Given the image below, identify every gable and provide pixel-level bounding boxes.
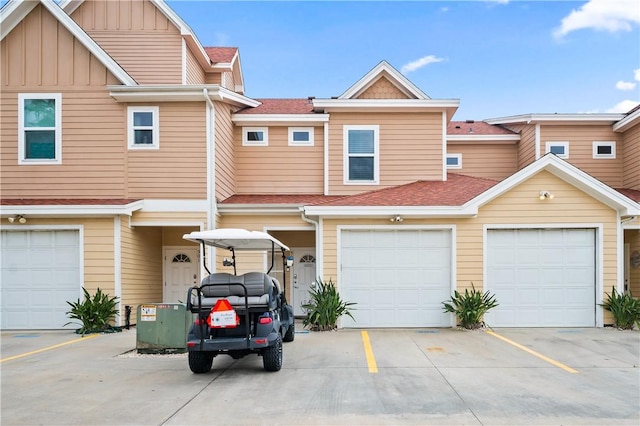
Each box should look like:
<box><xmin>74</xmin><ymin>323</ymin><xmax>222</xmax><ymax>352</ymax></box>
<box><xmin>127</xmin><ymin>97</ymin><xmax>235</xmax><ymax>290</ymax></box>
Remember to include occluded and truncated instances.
<box><xmin>355</xmin><ymin>76</ymin><xmax>411</xmax><ymax>100</ymax></box>
<box><xmin>339</xmin><ymin>61</ymin><xmax>429</xmax><ymax>100</ymax></box>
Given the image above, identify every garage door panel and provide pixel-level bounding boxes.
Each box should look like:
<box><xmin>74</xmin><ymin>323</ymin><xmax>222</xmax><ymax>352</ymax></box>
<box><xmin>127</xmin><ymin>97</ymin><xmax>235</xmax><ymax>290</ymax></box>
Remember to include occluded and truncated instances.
<box><xmin>516</xmin><ymin>268</ymin><xmax>540</xmax><ymax>284</ymax></box>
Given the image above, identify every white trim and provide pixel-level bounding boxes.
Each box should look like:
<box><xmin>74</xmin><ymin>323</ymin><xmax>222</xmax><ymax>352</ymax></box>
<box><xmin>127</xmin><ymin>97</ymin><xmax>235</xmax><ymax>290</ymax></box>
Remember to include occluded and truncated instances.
<box><xmin>545</xmin><ymin>141</ymin><xmax>569</xmax><ymax>159</ymax></box>
<box><xmin>483</xmin><ymin>224</ymin><xmax>604</xmax><ymax>327</ymax></box>
<box><xmin>181</xmin><ymin>39</ymin><xmax>187</xmax><ymax>85</ymax></box>
<box><xmin>446</xmin><ymin>134</ymin><xmax>520</xmax><ymax>142</ymax></box>
<box><xmin>485</xmin><ymin>113</ymin><xmax>624</xmax><ymax>125</ymax></box>
<box><xmin>18</xmin><ymin>93</ymin><xmax>62</xmax><ymax>165</ymax></box>
<box><xmin>613</xmin><ymin>108</ymin><xmax>640</xmax><ymax>132</ymax></box>
<box><xmin>313</xmin><ymin>98</ymin><xmax>459</xmax><ymax>111</ymax></box>
<box><xmin>592</xmin><ymin>141</ymin><xmax>616</xmax><ymax>159</ymax></box>
<box><xmin>203</xmin><ymin>90</ymin><xmax>216</xmax><ymax>232</ymax></box>
<box><xmin>217</xmin><ymin>206</ymin><xmax>302</xmax><ymax>215</ymax></box>
<box><xmin>288</xmin><ymin>127</ymin><xmax>314</xmax><ymax>146</ymax></box>
<box><xmin>446</xmin><ymin>153</ymin><xmax>462</xmax><ymax>169</ymax></box>
<box><xmin>142</xmin><ymin>199</ymin><xmax>208</xmax><ymax>212</ymax></box>
<box><xmin>113</xmin><ymin>216</ymin><xmax>122</xmax><ymax>326</ymax></box>
<box><xmin>128</xmin><ymin>106</ymin><xmax>160</xmax><ymax>150</ymax></box>
<box><xmin>130</xmin><ymin>220</ymin><xmax>204</xmax><ymax>228</ymax></box>
<box><xmin>232</xmin><ymin>114</ymin><xmax>329</xmax><ymax>126</ymax></box>
<box><xmin>442</xmin><ymin>112</ymin><xmax>447</xmax><ymax>180</ymax></box>
<box><xmin>324</xmin><ymin>121</ymin><xmax>329</xmax><ymax>196</ymax></box>
<box><xmin>0</xmin><ymin>201</ymin><xmax>144</xmax><ymax>216</ymax></box>
<box><xmin>108</xmin><ymin>85</ymin><xmax>260</xmax><ymax>108</ymax></box>
<box><xmin>339</xmin><ymin>61</ymin><xmax>430</xmax><ymax>100</ymax></box>
<box><xmin>343</xmin><ymin>125</ymin><xmax>380</xmax><ymax>185</ymax></box>
<box><xmin>242</xmin><ymin>127</ymin><xmax>268</xmax><ymax>146</ymax></box>
<box><xmin>534</xmin><ymin>124</ymin><xmax>541</xmax><ymax>160</ymax></box>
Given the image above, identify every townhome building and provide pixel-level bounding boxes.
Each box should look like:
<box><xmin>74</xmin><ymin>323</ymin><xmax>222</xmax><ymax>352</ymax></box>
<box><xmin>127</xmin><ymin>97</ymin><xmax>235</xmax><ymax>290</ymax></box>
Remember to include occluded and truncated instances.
<box><xmin>1</xmin><ymin>0</ymin><xmax>639</xmax><ymax>330</ymax></box>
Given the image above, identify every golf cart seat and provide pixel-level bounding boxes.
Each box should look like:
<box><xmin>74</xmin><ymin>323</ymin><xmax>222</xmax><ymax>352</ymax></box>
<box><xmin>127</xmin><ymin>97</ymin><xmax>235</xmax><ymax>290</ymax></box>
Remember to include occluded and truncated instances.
<box><xmin>196</xmin><ymin>272</ymin><xmax>280</xmax><ymax>310</ymax></box>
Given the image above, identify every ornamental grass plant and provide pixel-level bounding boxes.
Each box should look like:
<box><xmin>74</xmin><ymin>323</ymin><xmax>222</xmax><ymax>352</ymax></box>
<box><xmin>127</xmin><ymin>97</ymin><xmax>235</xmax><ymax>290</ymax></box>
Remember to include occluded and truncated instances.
<box><xmin>442</xmin><ymin>283</ymin><xmax>498</xmax><ymax>329</ymax></box>
<box><xmin>302</xmin><ymin>278</ymin><xmax>356</xmax><ymax>331</ymax></box>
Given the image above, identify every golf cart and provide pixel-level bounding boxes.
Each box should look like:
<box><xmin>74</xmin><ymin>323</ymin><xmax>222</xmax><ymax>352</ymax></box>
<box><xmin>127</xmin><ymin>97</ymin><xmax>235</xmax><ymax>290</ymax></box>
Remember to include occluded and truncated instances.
<box><xmin>183</xmin><ymin>228</ymin><xmax>295</xmax><ymax>373</ymax></box>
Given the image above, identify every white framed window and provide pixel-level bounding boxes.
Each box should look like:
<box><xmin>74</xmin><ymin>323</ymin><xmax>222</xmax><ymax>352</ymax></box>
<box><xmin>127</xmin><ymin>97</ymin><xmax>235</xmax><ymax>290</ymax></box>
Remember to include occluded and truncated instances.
<box><xmin>545</xmin><ymin>141</ymin><xmax>569</xmax><ymax>159</ymax></box>
<box><xmin>18</xmin><ymin>93</ymin><xmax>62</xmax><ymax>164</ymax></box>
<box><xmin>446</xmin><ymin>153</ymin><xmax>462</xmax><ymax>169</ymax></box>
<box><xmin>288</xmin><ymin>127</ymin><xmax>314</xmax><ymax>146</ymax></box>
<box><xmin>343</xmin><ymin>125</ymin><xmax>379</xmax><ymax>184</ymax></box>
<box><xmin>128</xmin><ymin>106</ymin><xmax>159</xmax><ymax>149</ymax></box>
<box><xmin>592</xmin><ymin>141</ymin><xmax>616</xmax><ymax>159</ymax></box>
<box><xmin>242</xmin><ymin>127</ymin><xmax>268</xmax><ymax>146</ymax></box>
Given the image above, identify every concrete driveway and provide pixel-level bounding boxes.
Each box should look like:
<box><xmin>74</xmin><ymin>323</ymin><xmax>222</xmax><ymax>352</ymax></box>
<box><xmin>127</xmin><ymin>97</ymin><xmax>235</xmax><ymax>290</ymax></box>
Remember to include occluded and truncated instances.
<box><xmin>1</xmin><ymin>326</ymin><xmax>638</xmax><ymax>425</ymax></box>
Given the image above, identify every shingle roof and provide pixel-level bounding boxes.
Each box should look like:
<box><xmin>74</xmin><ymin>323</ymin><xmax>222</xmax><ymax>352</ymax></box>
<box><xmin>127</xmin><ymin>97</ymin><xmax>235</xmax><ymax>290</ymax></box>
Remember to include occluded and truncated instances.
<box><xmin>221</xmin><ymin>194</ymin><xmax>340</xmax><ymax>205</ymax></box>
<box><xmin>0</xmin><ymin>198</ymin><xmax>141</xmax><ymax>206</ymax></box>
<box><xmin>236</xmin><ymin>98</ymin><xmax>315</xmax><ymax>114</ymax></box>
<box><xmin>311</xmin><ymin>174</ymin><xmax>499</xmax><ymax>207</ymax></box>
<box><xmin>616</xmin><ymin>188</ymin><xmax>640</xmax><ymax>203</ymax></box>
<box><xmin>204</xmin><ymin>47</ymin><xmax>238</xmax><ymax>63</ymax></box>
<box><xmin>447</xmin><ymin>121</ymin><xmax>516</xmax><ymax>135</ymax></box>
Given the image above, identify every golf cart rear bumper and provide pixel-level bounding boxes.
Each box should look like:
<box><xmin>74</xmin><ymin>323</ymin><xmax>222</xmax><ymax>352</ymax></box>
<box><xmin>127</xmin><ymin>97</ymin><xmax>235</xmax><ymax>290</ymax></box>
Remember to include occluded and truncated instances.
<box><xmin>187</xmin><ymin>332</ymin><xmax>279</xmax><ymax>352</ymax></box>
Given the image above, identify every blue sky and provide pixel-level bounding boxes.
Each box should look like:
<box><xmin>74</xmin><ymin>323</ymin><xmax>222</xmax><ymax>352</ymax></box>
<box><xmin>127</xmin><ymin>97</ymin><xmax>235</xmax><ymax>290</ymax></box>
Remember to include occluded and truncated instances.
<box><xmin>165</xmin><ymin>0</ymin><xmax>639</xmax><ymax>120</ymax></box>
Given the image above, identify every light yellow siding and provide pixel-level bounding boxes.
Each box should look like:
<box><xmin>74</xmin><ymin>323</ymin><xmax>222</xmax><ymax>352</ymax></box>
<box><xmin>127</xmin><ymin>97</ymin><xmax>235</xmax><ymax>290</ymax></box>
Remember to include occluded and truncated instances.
<box><xmin>621</xmin><ymin>123</ymin><xmax>640</xmax><ymax>190</ymax></box>
<box><xmin>131</xmin><ymin>211</ymin><xmax>207</xmax><ymax>223</ymax></box>
<box><xmin>447</xmin><ymin>143</ymin><xmax>518</xmax><ymax>180</ymax></box>
<box><xmin>356</xmin><ymin>77</ymin><xmax>410</xmax><ymax>99</ymax></box>
<box><xmin>328</xmin><ymin>112</ymin><xmax>443</xmax><ymax>195</ymax></box>
<box><xmin>215</xmin><ymin>102</ymin><xmax>237</xmax><ymax>200</ymax></box>
<box><xmin>234</xmin><ymin>126</ymin><xmax>324</xmax><ymax>194</ymax></box>
<box><xmin>70</xmin><ymin>0</ymin><xmax>183</xmax><ymax>84</ymax></box>
<box><xmin>626</xmin><ymin>230</ymin><xmax>640</xmax><ymax>297</ymax></box>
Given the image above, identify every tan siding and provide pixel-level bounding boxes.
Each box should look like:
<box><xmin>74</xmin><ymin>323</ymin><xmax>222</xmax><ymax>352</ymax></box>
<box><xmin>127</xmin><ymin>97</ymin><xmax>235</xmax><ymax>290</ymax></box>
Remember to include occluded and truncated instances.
<box><xmin>502</xmin><ymin>123</ymin><xmax>536</xmax><ymax>168</ymax></box>
<box><xmin>447</xmin><ymin>143</ymin><xmax>518</xmax><ymax>180</ymax></box>
<box><xmin>120</xmin><ymin>221</ymin><xmax>163</xmax><ymax>324</ymax></box>
<box><xmin>205</xmin><ymin>73</ymin><xmax>222</xmax><ymax>85</ymax></box>
<box><xmin>540</xmin><ymin>125</ymin><xmax>623</xmax><ymax>187</ymax></box>
<box><xmin>214</xmin><ymin>102</ymin><xmax>236</xmax><ymax>200</ymax></box>
<box><xmin>126</xmin><ymin>102</ymin><xmax>207</xmax><ymax>199</ymax></box>
<box><xmin>70</xmin><ymin>0</ymin><xmax>183</xmax><ymax>84</ymax></box>
<box><xmin>356</xmin><ymin>77</ymin><xmax>410</xmax><ymax>99</ymax></box>
<box><xmin>131</xmin><ymin>211</ymin><xmax>207</xmax><ymax>223</ymax></box>
<box><xmin>223</xmin><ymin>71</ymin><xmax>235</xmax><ymax>91</ymax></box>
<box><xmin>328</xmin><ymin>112</ymin><xmax>443</xmax><ymax>195</ymax></box>
<box><xmin>626</xmin><ymin>230</ymin><xmax>640</xmax><ymax>296</ymax></box>
<box><xmin>621</xmin><ymin>122</ymin><xmax>640</xmax><ymax>190</ymax></box>
<box><xmin>185</xmin><ymin>46</ymin><xmax>205</xmax><ymax>85</ymax></box>
<box><xmin>234</xmin><ymin>126</ymin><xmax>324</xmax><ymax>194</ymax></box>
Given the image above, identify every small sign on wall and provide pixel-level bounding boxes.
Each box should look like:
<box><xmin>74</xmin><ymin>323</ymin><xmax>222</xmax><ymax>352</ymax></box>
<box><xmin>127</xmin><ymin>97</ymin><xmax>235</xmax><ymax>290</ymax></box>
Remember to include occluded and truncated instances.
<box><xmin>140</xmin><ymin>305</ymin><xmax>157</xmax><ymax>321</ymax></box>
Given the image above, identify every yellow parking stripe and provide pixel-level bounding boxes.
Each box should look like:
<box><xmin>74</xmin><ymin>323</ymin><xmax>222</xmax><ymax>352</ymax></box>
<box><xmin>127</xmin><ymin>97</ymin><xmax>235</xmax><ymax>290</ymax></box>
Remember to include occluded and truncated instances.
<box><xmin>0</xmin><ymin>334</ymin><xmax>99</xmax><ymax>363</ymax></box>
<box><xmin>485</xmin><ymin>330</ymin><xmax>578</xmax><ymax>374</ymax></box>
<box><xmin>361</xmin><ymin>331</ymin><xmax>378</xmax><ymax>373</ymax></box>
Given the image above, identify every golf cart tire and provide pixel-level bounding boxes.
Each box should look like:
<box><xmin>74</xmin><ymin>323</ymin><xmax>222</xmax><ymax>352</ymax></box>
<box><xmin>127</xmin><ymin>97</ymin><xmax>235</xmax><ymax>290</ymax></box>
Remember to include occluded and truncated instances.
<box><xmin>283</xmin><ymin>322</ymin><xmax>295</xmax><ymax>342</ymax></box>
<box><xmin>189</xmin><ymin>351</ymin><xmax>214</xmax><ymax>374</ymax></box>
<box><xmin>263</xmin><ymin>335</ymin><xmax>283</xmax><ymax>372</ymax></box>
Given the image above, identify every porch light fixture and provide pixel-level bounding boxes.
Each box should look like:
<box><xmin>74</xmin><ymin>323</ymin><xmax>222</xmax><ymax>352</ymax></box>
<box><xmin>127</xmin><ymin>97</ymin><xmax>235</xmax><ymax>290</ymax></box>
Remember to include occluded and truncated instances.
<box><xmin>7</xmin><ymin>215</ymin><xmax>27</xmax><ymax>224</ymax></box>
<box><xmin>390</xmin><ymin>215</ymin><xmax>403</xmax><ymax>223</ymax></box>
<box><xmin>539</xmin><ymin>191</ymin><xmax>554</xmax><ymax>200</ymax></box>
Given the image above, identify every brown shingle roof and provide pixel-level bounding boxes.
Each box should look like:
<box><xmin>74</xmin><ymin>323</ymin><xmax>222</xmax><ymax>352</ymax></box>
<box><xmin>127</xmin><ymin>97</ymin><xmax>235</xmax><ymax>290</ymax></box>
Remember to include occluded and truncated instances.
<box><xmin>447</xmin><ymin>121</ymin><xmax>516</xmax><ymax>135</ymax></box>
<box><xmin>204</xmin><ymin>47</ymin><xmax>238</xmax><ymax>63</ymax></box>
<box><xmin>236</xmin><ymin>99</ymin><xmax>315</xmax><ymax>114</ymax></box>
<box><xmin>221</xmin><ymin>194</ymin><xmax>341</xmax><ymax>205</ymax></box>
<box><xmin>0</xmin><ymin>198</ymin><xmax>141</xmax><ymax>206</ymax></box>
<box><xmin>616</xmin><ymin>188</ymin><xmax>640</xmax><ymax>203</ymax></box>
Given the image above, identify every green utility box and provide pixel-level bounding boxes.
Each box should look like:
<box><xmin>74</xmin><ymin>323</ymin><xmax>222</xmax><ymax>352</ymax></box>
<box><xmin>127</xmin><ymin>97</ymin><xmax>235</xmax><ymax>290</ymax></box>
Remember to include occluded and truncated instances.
<box><xmin>136</xmin><ymin>303</ymin><xmax>193</xmax><ymax>354</ymax></box>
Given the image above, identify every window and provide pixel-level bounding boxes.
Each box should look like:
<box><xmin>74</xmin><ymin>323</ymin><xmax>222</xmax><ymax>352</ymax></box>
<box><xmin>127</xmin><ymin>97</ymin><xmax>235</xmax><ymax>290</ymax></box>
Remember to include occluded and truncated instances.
<box><xmin>242</xmin><ymin>127</ymin><xmax>268</xmax><ymax>146</ymax></box>
<box><xmin>446</xmin><ymin>153</ymin><xmax>462</xmax><ymax>169</ymax></box>
<box><xmin>593</xmin><ymin>141</ymin><xmax>615</xmax><ymax>159</ymax></box>
<box><xmin>545</xmin><ymin>141</ymin><xmax>569</xmax><ymax>159</ymax></box>
<box><xmin>128</xmin><ymin>106</ymin><xmax>159</xmax><ymax>149</ymax></box>
<box><xmin>18</xmin><ymin>93</ymin><xmax>62</xmax><ymax>164</ymax></box>
<box><xmin>288</xmin><ymin>127</ymin><xmax>314</xmax><ymax>146</ymax></box>
<box><xmin>344</xmin><ymin>125</ymin><xmax>379</xmax><ymax>184</ymax></box>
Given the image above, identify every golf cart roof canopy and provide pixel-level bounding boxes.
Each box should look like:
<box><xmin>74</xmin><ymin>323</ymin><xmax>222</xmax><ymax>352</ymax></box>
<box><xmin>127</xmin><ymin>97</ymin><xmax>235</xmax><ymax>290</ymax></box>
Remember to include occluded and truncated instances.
<box><xmin>183</xmin><ymin>228</ymin><xmax>290</xmax><ymax>251</ymax></box>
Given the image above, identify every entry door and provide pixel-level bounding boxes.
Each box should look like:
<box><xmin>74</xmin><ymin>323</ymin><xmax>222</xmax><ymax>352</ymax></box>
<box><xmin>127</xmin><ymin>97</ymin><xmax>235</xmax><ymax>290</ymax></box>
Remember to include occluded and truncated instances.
<box><xmin>292</xmin><ymin>248</ymin><xmax>316</xmax><ymax>316</ymax></box>
<box><xmin>164</xmin><ymin>248</ymin><xmax>200</xmax><ymax>303</ymax></box>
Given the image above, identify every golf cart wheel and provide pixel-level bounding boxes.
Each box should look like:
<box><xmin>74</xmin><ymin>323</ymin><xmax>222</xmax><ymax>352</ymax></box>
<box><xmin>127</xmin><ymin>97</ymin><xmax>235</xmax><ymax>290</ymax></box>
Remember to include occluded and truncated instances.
<box><xmin>189</xmin><ymin>351</ymin><xmax>214</xmax><ymax>374</ymax></box>
<box><xmin>283</xmin><ymin>322</ymin><xmax>295</xmax><ymax>342</ymax></box>
<box><xmin>263</xmin><ymin>335</ymin><xmax>283</xmax><ymax>372</ymax></box>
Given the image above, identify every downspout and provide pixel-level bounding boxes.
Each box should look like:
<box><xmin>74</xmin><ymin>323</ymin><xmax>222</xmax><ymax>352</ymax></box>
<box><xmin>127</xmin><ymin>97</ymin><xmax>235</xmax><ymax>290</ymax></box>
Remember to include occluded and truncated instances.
<box><xmin>619</xmin><ymin>215</ymin><xmax>637</xmax><ymax>295</ymax></box>
<box><xmin>300</xmin><ymin>207</ymin><xmax>322</xmax><ymax>279</ymax></box>
<box><xmin>324</xmin><ymin>121</ymin><xmax>329</xmax><ymax>195</ymax></box>
<box><xmin>442</xmin><ymin>111</ymin><xmax>447</xmax><ymax>181</ymax></box>
<box><xmin>203</xmin><ymin>89</ymin><xmax>217</xmax><ymax>272</ymax></box>
<box><xmin>114</xmin><ymin>215</ymin><xmax>122</xmax><ymax>326</ymax></box>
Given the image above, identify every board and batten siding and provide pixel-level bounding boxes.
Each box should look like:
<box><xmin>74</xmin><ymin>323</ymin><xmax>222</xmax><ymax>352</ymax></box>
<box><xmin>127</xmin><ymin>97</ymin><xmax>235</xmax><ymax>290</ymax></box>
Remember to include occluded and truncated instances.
<box><xmin>126</xmin><ymin>102</ymin><xmax>207</xmax><ymax>199</ymax></box>
<box><xmin>540</xmin><ymin>125</ymin><xmax>623</xmax><ymax>188</ymax></box>
<box><xmin>214</xmin><ymin>102</ymin><xmax>237</xmax><ymax>201</ymax></box>
<box><xmin>447</xmin><ymin>142</ymin><xmax>518</xmax><ymax>180</ymax></box>
<box><xmin>70</xmin><ymin>0</ymin><xmax>183</xmax><ymax>84</ymax></box>
<box><xmin>327</xmin><ymin>112</ymin><xmax>443</xmax><ymax>196</ymax></box>
<box><xmin>621</xmin><ymin>123</ymin><xmax>640</xmax><ymax>190</ymax></box>
<box><xmin>234</xmin><ymin>126</ymin><xmax>324</xmax><ymax>194</ymax></box>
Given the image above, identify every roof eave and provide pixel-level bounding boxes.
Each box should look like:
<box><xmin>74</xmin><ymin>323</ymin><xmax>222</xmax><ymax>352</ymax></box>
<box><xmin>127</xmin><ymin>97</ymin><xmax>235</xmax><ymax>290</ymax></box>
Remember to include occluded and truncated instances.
<box><xmin>613</xmin><ymin>108</ymin><xmax>640</xmax><ymax>132</ymax></box>
<box><xmin>232</xmin><ymin>114</ymin><xmax>330</xmax><ymax>125</ymax></box>
<box><xmin>0</xmin><ymin>200</ymin><xmax>144</xmax><ymax>216</ymax></box>
<box><xmin>107</xmin><ymin>85</ymin><xmax>260</xmax><ymax>107</ymax></box>
<box><xmin>485</xmin><ymin>113</ymin><xmax>625</xmax><ymax>125</ymax></box>
<box><xmin>447</xmin><ymin>135</ymin><xmax>520</xmax><ymax>142</ymax></box>
<box><xmin>312</xmin><ymin>99</ymin><xmax>459</xmax><ymax>116</ymax></box>
<box><xmin>302</xmin><ymin>205</ymin><xmax>478</xmax><ymax>218</ymax></box>
<box><xmin>218</xmin><ymin>205</ymin><xmax>303</xmax><ymax>215</ymax></box>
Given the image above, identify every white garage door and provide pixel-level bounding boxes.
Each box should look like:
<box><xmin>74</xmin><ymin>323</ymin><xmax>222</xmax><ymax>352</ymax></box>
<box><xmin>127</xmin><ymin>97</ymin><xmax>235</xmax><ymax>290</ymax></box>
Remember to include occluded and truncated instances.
<box><xmin>485</xmin><ymin>229</ymin><xmax>595</xmax><ymax>327</ymax></box>
<box><xmin>1</xmin><ymin>230</ymin><xmax>81</xmax><ymax>329</ymax></box>
<box><xmin>341</xmin><ymin>229</ymin><xmax>451</xmax><ymax>328</ymax></box>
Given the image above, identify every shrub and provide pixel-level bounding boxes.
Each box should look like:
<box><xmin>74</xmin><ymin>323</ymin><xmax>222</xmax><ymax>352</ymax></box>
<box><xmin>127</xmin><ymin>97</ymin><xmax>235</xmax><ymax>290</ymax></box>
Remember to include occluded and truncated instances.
<box><xmin>442</xmin><ymin>283</ymin><xmax>498</xmax><ymax>329</ymax></box>
<box><xmin>600</xmin><ymin>287</ymin><xmax>640</xmax><ymax>330</ymax></box>
<box><xmin>302</xmin><ymin>278</ymin><xmax>356</xmax><ymax>331</ymax></box>
<box><xmin>65</xmin><ymin>288</ymin><xmax>119</xmax><ymax>335</ymax></box>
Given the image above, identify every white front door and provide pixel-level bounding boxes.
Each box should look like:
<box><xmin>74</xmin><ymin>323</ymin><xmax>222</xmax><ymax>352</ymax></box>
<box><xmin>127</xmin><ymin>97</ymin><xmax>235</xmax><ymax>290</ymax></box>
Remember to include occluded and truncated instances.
<box><xmin>164</xmin><ymin>247</ymin><xmax>200</xmax><ymax>303</ymax></box>
<box><xmin>292</xmin><ymin>248</ymin><xmax>316</xmax><ymax>316</ymax></box>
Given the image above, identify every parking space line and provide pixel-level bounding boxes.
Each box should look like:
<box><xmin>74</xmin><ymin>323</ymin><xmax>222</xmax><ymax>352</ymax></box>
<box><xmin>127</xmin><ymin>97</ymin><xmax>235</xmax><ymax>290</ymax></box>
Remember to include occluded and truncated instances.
<box><xmin>361</xmin><ymin>331</ymin><xmax>378</xmax><ymax>373</ymax></box>
<box><xmin>0</xmin><ymin>334</ymin><xmax>99</xmax><ymax>363</ymax></box>
<box><xmin>485</xmin><ymin>330</ymin><xmax>578</xmax><ymax>374</ymax></box>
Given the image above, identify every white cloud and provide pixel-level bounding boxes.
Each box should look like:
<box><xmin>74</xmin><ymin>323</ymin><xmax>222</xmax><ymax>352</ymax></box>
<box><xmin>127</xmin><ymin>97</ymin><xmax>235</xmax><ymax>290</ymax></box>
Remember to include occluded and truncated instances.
<box><xmin>635</xmin><ymin>68</ymin><xmax>640</xmax><ymax>81</ymax></box>
<box><xmin>401</xmin><ymin>55</ymin><xmax>444</xmax><ymax>74</ymax></box>
<box><xmin>616</xmin><ymin>80</ymin><xmax>637</xmax><ymax>91</ymax></box>
<box><xmin>553</xmin><ymin>0</ymin><xmax>640</xmax><ymax>39</ymax></box>
<box><xmin>606</xmin><ymin>99</ymin><xmax>640</xmax><ymax>113</ymax></box>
